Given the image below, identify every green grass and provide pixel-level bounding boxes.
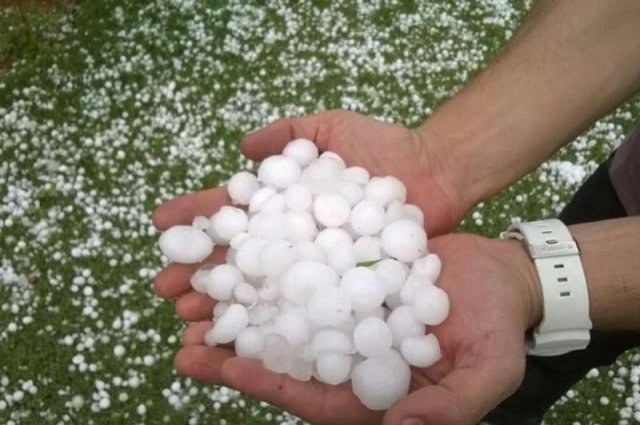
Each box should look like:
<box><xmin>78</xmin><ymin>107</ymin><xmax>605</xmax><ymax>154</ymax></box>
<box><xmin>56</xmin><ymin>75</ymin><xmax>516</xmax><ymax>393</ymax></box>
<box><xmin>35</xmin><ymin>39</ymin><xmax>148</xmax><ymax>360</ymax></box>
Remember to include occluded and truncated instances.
<box><xmin>0</xmin><ymin>1</ymin><xmax>638</xmax><ymax>424</ymax></box>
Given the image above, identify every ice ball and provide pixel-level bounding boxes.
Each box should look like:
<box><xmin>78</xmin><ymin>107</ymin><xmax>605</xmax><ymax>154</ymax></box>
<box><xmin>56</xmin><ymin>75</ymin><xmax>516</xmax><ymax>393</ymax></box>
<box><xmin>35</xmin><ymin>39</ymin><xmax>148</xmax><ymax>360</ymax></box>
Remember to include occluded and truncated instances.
<box><xmin>313</xmin><ymin>192</ymin><xmax>351</xmax><ymax>228</ymax></box>
<box><xmin>159</xmin><ymin>225</ymin><xmax>214</xmax><ymax>264</ymax></box>
<box><xmin>353</xmin><ymin>317</ymin><xmax>393</xmax><ymax>358</ymax></box>
<box><xmin>258</xmin><ymin>155</ymin><xmax>302</xmax><ymax>189</ymax></box>
<box><xmin>381</xmin><ymin>219</ymin><xmax>427</xmax><ymax>262</ymax></box>
<box><xmin>351</xmin><ymin>349</ymin><xmax>411</xmax><ymax>410</ymax></box>
<box><xmin>400</xmin><ymin>334</ymin><xmax>441</xmax><ymax>368</ymax></box>
<box><xmin>283</xmin><ymin>138</ymin><xmax>318</xmax><ymax>167</ymax></box>
<box><xmin>227</xmin><ymin>171</ymin><xmax>260</xmax><ymax>205</ymax></box>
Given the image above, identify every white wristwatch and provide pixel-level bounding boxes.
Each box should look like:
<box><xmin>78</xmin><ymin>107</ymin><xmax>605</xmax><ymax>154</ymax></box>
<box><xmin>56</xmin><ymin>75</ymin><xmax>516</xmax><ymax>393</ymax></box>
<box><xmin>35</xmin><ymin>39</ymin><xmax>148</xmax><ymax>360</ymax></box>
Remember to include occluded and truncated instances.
<box><xmin>501</xmin><ymin>219</ymin><xmax>592</xmax><ymax>356</ymax></box>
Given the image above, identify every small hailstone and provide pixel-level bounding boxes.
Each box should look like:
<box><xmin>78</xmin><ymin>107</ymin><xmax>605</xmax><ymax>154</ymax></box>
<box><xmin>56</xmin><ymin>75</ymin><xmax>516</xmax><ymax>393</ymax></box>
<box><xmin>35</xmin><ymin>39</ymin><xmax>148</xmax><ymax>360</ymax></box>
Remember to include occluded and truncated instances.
<box><xmin>319</xmin><ymin>151</ymin><xmax>346</xmax><ymax>166</ymax></box>
<box><xmin>258</xmin><ymin>155</ymin><xmax>302</xmax><ymax>189</ymax></box>
<box><xmin>282</xmin><ymin>138</ymin><xmax>318</xmax><ymax>167</ymax></box>
<box><xmin>233</xmin><ymin>283</ymin><xmax>258</xmax><ymax>306</ymax></box>
<box><xmin>326</xmin><ymin>240</ymin><xmax>357</xmax><ymax>275</ymax></box>
<box><xmin>351</xmin><ymin>349</ymin><xmax>411</xmax><ymax>410</ymax></box>
<box><xmin>235</xmin><ymin>327</ymin><xmax>264</xmax><ymax>359</ymax></box>
<box><xmin>274</xmin><ymin>311</ymin><xmax>310</xmax><ymax>346</ymax></box>
<box><xmin>308</xmin><ymin>329</ymin><xmax>354</xmax><ymax>357</ymax></box>
<box><xmin>339</xmin><ymin>181</ymin><xmax>363</xmax><ymax>206</ymax></box>
<box><xmin>259</xmin><ymin>239</ymin><xmax>296</xmax><ymax>276</ymax></box>
<box><xmin>190</xmin><ymin>264</ymin><xmax>216</xmax><ymax>294</ymax></box>
<box><xmin>375</xmin><ymin>259</ymin><xmax>407</xmax><ymax>294</ymax></box>
<box><xmin>399</xmin><ymin>274</ymin><xmax>426</xmax><ymax>305</ymax></box>
<box><xmin>353</xmin><ymin>317</ymin><xmax>393</xmax><ymax>358</ymax></box>
<box><xmin>279</xmin><ymin>261</ymin><xmax>339</xmax><ymax>305</ymax></box>
<box><xmin>381</xmin><ymin>219</ymin><xmax>427</xmax><ymax>262</ymax></box>
<box><xmin>307</xmin><ymin>286</ymin><xmax>352</xmax><ymax>326</ymax></box>
<box><xmin>113</xmin><ymin>345</ymin><xmax>125</xmax><ymax>357</ymax></box>
<box><xmin>206</xmin><ymin>264</ymin><xmax>244</xmax><ymax>301</ymax></box>
<box><xmin>262</xmin><ymin>333</ymin><xmax>294</xmax><ymax>374</ymax></box>
<box><xmin>400</xmin><ymin>334</ymin><xmax>441</xmax><ymax>368</ymax></box>
<box><xmin>350</xmin><ymin>199</ymin><xmax>386</xmax><ymax>236</ymax></box>
<box><xmin>313</xmin><ymin>193</ymin><xmax>351</xmax><ymax>228</ymax></box>
<box><xmin>411</xmin><ymin>253</ymin><xmax>441</xmax><ymax>283</ymax></box>
<box><xmin>301</xmin><ymin>157</ymin><xmax>343</xmax><ymax>194</ymax></box>
<box><xmin>342</xmin><ymin>166</ymin><xmax>370</xmax><ymax>185</ymax></box>
<box><xmin>235</xmin><ymin>238</ymin><xmax>268</xmax><ymax>276</ymax></box>
<box><xmin>403</xmin><ymin>204</ymin><xmax>424</xmax><ymax>226</ymax></box>
<box><xmin>159</xmin><ymin>226</ymin><xmax>214</xmax><ymax>264</ymax></box>
<box><xmin>387</xmin><ymin>305</ymin><xmax>424</xmax><ymax>347</ymax></box>
<box><xmin>413</xmin><ymin>285</ymin><xmax>450</xmax><ymax>326</ymax></box>
<box><xmin>285</xmin><ymin>211</ymin><xmax>318</xmax><ymax>241</ymax></box>
<box><xmin>209</xmin><ymin>304</ymin><xmax>249</xmax><ymax>344</ymax></box>
<box><xmin>353</xmin><ymin>236</ymin><xmax>382</xmax><ymax>263</ymax></box>
<box><xmin>315</xmin><ymin>228</ymin><xmax>353</xmax><ymax>253</ymax></box>
<box><xmin>340</xmin><ymin>267</ymin><xmax>386</xmax><ymax>313</ymax></box>
<box><xmin>210</xmin><ymin>207</ymin><xmax>248</xmax><ymax>242</ymax></box>
<box><xmin>284</xmin><ymin>183</ymin><xmax>312</xmax><ymax>211</ymax></box>
<box><xmin>249</xmin><ymin>186</ymin><xmax>277</xmax><ymax>213</ymax></box>
<box><xmin>229</xmin><ymin>232</ymin><xmax>250</xmax><ymax>249</ymax></box>
<box><xmin>316</xmin><ymin>352</ymin><xmax>352</xmax><ymax>385</ymax></box>
<box><xmin>364</xmin><ymin>176</ymin><xmax>407</xmax><ymax>206</ymax></box>
<box><xmin>227</xmin><ymin>171</ymin><xmax>260</xmax><ymax>205</ymax></box>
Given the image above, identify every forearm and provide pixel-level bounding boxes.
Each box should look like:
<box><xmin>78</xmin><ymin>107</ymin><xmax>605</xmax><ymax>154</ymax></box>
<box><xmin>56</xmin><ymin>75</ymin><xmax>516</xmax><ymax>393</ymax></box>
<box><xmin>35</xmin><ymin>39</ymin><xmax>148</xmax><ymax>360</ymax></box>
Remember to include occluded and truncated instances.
<box><xmin>418</xmin><ymin>0</ymin><xmax>640</xmax><ymax>209</ymax></box>
<box><xmin>570</xmin><ymin>216</ymin><xmax>640</xmax><ymax>331</ymax></box>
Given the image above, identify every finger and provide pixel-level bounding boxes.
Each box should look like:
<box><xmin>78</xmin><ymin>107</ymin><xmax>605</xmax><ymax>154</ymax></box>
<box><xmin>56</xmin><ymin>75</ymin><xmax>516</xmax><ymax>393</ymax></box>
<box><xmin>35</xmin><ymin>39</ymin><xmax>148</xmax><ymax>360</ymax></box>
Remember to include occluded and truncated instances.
<box><xmin>174</xmin><ymin>345</ymin><xmax>235</xmax><ymax>384</ymax></box>
<box><xmin>181</xmin><ymin>321</ymin><xmax>213</xmax><ymax>346</ymax></box>
<box><xmin>152</xmin><ymin>186</ymin><xmax>230</xmax><ymax>231</ymax></box>
<box><xmin>240</xmin><ymin>114</ymin><xmax>326</xmax><ymax>161</ymax></box>
<box><xmin>154</xmin><ymin>247</ymin><xmax>228</xmax><ymax>299</ymax></box>
<box><xmin>220</xmin><ymin>357</ymin><xmax>380</xmax><ymax>425</ymax></box>
<box><xmin>383</xmin><ymin>357</ymin><xmax>523</xmax><ymax>425</ymax></box>
<box><xmin>175</xmin><ymin>291</ymin><xmax>216</xmax><ymax>321</ymax></box>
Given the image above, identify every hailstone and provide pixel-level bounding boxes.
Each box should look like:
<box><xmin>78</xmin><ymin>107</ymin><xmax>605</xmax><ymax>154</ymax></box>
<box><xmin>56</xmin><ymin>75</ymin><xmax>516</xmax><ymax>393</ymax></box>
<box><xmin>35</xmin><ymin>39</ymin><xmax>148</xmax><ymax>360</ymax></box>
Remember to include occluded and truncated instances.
<box><xmin>159</xmin><ymin>225</ymin><xmax>213</xmax><ymax>264</ymax></box>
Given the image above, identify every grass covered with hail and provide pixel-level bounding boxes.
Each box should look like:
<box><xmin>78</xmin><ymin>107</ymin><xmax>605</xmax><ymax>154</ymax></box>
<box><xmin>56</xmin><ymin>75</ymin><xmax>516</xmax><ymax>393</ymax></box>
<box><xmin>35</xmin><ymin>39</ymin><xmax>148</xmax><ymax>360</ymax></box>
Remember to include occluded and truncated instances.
<box><xmin>0</xmin><ymin>0</ymin><xmax>639</xmax><ymax>424</ymax></box>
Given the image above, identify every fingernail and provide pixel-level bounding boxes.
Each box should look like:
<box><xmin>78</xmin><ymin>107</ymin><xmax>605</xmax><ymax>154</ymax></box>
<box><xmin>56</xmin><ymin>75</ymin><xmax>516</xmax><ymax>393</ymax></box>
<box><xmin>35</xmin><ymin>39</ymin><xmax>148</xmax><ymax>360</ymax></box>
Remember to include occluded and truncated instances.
<box><xmin>401</xmin><ymin>418</ymin><xmax>424</xmax><ymax>425</ymax></box>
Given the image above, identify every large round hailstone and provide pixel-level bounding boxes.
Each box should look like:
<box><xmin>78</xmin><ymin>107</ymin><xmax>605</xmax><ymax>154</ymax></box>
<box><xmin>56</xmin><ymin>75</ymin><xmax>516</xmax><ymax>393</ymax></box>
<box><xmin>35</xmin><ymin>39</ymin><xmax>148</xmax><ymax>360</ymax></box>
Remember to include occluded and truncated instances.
<box><xmin>259</xmin><ymin>239</ymin><xmax>296</xmax><ymax>276</ymax></box>
<box><xmin>375</xmin><ymin>259</ymin><xmax>407</xmax><ymax>295</ymax></box>
<box><xmin>286</xmin><ymin>211</ymin><xmax>318</xmax><ymax>241</ymax></box>
<box><xmin>351</xmin><ymin>349</ymin><xmax>411</xmax><ymax>410</ymax></box>
<box><xmin>308</xmin><ymin>329</ymin><xmax>354</xmax><ymax>358</ymax></box>
<box><xmin>279</xmin><ymin>261</ymin><xmax>339</xmax><ymax>305</ymax></box>
<box><xmin>413</xmin><ymin>285</ymin><xmax>450</xmax><ymax>326</ymax></box>
<box><xmin>260</xmin><ymin>193</ymin><xmax>286</xmax><ymax>213</ymax></box>
<box><xmin>258</xmin><ymin>155</ymin><xmax>302</xmax><ymax>189</ymax></box>
<box><xmin>342</xmin><ymin>166</ymin><xmax>370</xmax><ymax>185</ymax></box>
<box><xmin>350</xmin><ymin>199</ymin><xmax>386</xmax><ymax>236</ymax></box>
<box><xmin>403</xmin><ymin>204</ymin><xmax>424</xmax><ymax>226</ymax></box>
<box><xmin>274</xmin><ymin>311</ymin><xmax>310</xmax><ymax>346</ymax></box>
<box><xmin>208</xmin><ymin>304</ymin><xmax>249</xmax><ymax>344</ymax></box>
<box><xmin>262</xmin><ymin>333</ymin><xmax>294</xmax><ymax>374</ymax></box>
<box><xmin>227</xmin><ymin>171</ymin><xmax>260</xmax><ymax>205</ymax></box>
<box><xmin>326</xmin><ymin>240</ymin><xmax>357</xmax><ymax>275</ymax></box>
<box><xmin>301</xmin><ymin>157</ymin><xmax>343</xmax><ymax>194</ymax></box>
<box><xmin>316</xmin><ymin>352</ymin><xmax>352</xmax><ymax>385</ymax></box>
<box><xmin>340</xmin><ymin>267</ymin><xmax>386</xmax><ymax>313</ymax></box>
<box><xmin>235</xmin><ymin>238</ymin><xmax>267</xmax><ymax>277</ymax></box>
<box><xmin>315</xmin><ymin>228</ymin><xmax>352</xmax><ymax>253</ymax></box>
<box><xmin>339</xmin><ymin>181</ymin><xmax>364</xmax><ymax>206</ymax></box>
<box><xmin>400</xmin><ymin>334</ymin><xmax>441</xmax><ymax>368</ymax></box>
<box><xmin>387</xmin><ymin>305</ymin><xmax>424</xmax><ymax>347</ymax></box>
<box><xmin>192</xmin><ymin>215</ymin><xmax>211</xmax><ymax>230</ymax></box>
<box><xmin>399</xmin><ymin>274</ymin><xmax>426</xmax><ymax>305</ymax></box>
<box><xmin>210</xmin><ymin>206</ymin><xmax>248</xmax><ymax>242</ymax></box>
<box><xmin>233</xmin><ymin>282</ymin><xmax>258</xmax><ymax>306</ymax></box>
<box><xmin>411</xmin><ymin>253</ymin><xmax>442</xmax><ymax>283</ymax></box>
<box><xmin>364</xmin><ymin>176</ymin><xmax>407</xmax><ymax>206</ymax></box>
<box><xmin>381</xmin><ymin>219</ymin><xmax>427</xmax><ymax>262</ymax></box>
<box><xmin>353</xmin><ymin>236</ymin><xmax>382</xmax><ymax>263</ymax></box>
<box><xmin>313</xmin><ymin>193</ymin><xmax>351</xmax><ymax>228</ymax></box>
<box><xmin>283</xmin><ymin>138</ymin><xmax>318</xmax><ymax>167</ymax></box>
<box><xmin>284</xmin><ymin>183</ymin><xmax>312</xmax><ymax>211</ymax></box>
<box><xmin>353</xmin><ymin>317</ymin><xmax>393</xmax><ymax>358</ymax></box>
<box><xmin>293</xmin><ymin>240</ymin><xmax>326</xmax><ymax>263</ymax></box>
<box><xmin>235</xmin><ymin>327</ymin><xmax>264</xmax><ymax>359</ymax></box>
<box><xmin>248</xmin><ymin>211</ymin><xmax>289</xmax><ymax>240</ymax></box>
<box><xmin>159</xmin><ymin>225</ymin><xmax>214</xmax><ymax>264</ymax></box>
<box><xmin>206</xmin><ymin>264</ymin><xmax>244</xmax><ymax>300</ymax></box>
<box><xmin>307</xmin><ymin>286</ymin><xmax>352</xmax><ymax>327</ymax></box>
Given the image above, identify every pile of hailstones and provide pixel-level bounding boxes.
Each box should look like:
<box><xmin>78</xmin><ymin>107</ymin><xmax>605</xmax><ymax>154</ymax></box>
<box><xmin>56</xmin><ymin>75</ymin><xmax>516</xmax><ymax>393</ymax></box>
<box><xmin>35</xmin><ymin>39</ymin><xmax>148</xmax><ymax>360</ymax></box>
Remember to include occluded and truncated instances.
<box><xmin>159</xmin><ymin>139</ymin><xmax>449</xmax><ymax>410</ymax></box>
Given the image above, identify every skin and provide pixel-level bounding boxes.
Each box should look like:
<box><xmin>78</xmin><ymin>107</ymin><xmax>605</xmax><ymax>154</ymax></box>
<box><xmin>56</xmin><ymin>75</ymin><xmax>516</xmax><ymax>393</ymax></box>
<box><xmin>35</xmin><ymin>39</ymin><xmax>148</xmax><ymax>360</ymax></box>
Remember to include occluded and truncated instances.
<box><xmin>152</xmin><ymin>0</ymin><xmax>640</xmax><ymax>424</ymax></box>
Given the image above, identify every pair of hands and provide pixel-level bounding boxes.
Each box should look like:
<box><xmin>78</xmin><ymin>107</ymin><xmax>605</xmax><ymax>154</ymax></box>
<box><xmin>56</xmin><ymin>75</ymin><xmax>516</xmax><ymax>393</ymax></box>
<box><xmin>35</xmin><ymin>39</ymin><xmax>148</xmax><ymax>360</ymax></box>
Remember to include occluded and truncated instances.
<box><xmin>153</xmin><ymin>110</ymin><xmax>540</xmax><ymax>425</ymax></box>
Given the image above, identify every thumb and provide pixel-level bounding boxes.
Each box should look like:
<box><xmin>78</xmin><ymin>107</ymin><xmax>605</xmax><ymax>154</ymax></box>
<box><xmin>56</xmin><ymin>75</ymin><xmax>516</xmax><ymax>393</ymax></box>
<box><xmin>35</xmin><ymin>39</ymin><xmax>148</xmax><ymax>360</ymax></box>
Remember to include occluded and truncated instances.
<box><xmin>240</xmin><ymin>113</ymin><xmax>327</xmax><ymax>161</ymax></box>
<box><xmin>383</xmin><ymin>356</ymin><xmax>523</xmax><ymax>425</ymax></box>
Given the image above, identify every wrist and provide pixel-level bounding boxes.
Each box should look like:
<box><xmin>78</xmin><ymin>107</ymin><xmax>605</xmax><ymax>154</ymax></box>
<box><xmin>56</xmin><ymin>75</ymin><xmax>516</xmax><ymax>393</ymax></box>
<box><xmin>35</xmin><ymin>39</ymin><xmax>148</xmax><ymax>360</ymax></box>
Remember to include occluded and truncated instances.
<box><xmin>490</xmin><ymin>238</ymin><xmax>543</xmax><ymax>331</ymax></box>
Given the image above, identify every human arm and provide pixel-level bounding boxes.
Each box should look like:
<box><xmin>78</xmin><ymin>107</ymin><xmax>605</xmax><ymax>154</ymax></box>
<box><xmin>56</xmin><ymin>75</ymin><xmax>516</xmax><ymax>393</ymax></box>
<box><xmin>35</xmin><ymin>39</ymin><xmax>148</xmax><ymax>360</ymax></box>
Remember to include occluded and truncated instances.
<box><xmin>417</xmin><ymin>0</ymin><xmax>640</xmax><ymax>210</ymax></box>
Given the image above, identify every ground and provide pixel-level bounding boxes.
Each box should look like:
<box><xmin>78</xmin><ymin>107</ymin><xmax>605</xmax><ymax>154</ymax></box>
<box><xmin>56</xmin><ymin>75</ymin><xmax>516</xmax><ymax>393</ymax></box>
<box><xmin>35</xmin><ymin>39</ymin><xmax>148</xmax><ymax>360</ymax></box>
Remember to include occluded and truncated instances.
<box><xmin>0</xmin><ymin>0</ymin><xmax>639</xmax><ymax>424</ymax></box>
